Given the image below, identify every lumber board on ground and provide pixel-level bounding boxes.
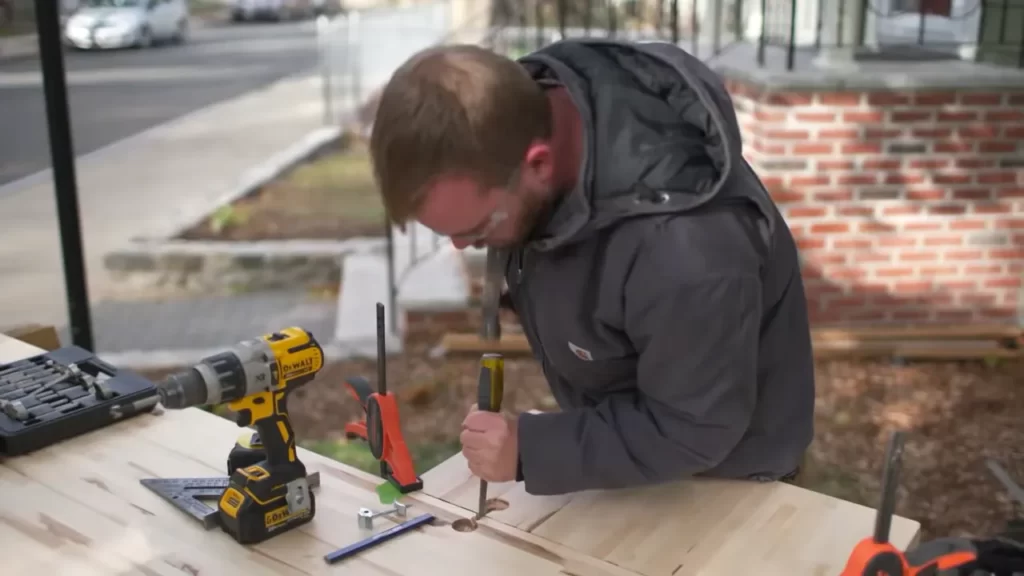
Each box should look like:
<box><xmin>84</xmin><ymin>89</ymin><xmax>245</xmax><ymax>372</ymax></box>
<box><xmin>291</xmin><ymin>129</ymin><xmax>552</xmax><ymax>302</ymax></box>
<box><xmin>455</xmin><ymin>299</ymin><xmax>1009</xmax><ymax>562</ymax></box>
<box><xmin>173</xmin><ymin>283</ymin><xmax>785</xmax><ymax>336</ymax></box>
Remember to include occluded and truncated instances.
<box><xmin>0</xmin><ymin>334</ymin><xmax>639</xmax><ymax>576</ymax></box>
<box><xmin>422</xmin><ymin>452</ymin><xmax>920</xmax><ymax>576</ymax></box>
<box><xmin>0</xmin><ymin>330</ymin><xmax>46</xmax><ymax>360</ymax></box>
<box><xmin>811</xmin><ymin>339</ymin><xmax>1021</xmax><ymax>359</ymax></box>
<box><xmin>440</xmin><ymin>329</ymin><xmax>1023</xmax><ymax>359</ymax></box>
<box><xmin>813</xmin><ymin>325</ymin><xmax>1022</xmax><ymax>342</ymax></box>
<box><xmin>1</xmin><ymin>324</ymin><xmax>61</xmax><ymax>351</ymax></box>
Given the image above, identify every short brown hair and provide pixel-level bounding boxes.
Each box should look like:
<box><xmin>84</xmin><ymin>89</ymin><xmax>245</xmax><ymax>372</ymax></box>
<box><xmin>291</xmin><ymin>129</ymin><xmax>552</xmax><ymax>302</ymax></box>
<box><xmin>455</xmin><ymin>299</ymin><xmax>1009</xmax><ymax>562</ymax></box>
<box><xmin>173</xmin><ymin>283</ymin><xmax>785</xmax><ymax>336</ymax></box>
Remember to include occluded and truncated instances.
<box><xmin>369</xmin><ymin>44</ymin><xmax>552</xmax><ymax>225</ymax></box>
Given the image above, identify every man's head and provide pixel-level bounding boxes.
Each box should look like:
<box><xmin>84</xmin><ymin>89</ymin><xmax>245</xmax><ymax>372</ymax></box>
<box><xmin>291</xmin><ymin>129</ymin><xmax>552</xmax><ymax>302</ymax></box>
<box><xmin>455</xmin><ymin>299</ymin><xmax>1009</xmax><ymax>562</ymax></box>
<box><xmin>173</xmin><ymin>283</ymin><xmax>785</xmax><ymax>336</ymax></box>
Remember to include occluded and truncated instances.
<box><xmin>369</xmin><ymin>44</ymin><xmax>556</xmax><ymax>249</ymax></box>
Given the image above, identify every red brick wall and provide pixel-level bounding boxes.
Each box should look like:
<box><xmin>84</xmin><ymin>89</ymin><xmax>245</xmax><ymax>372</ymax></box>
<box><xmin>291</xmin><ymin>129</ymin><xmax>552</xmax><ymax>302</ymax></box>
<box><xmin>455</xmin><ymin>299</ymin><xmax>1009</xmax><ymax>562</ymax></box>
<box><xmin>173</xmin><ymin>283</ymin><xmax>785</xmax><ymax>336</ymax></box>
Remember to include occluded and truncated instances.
<box><xmin>728</xmin><ymin>81</ymin><xmax>1024</xmax><ymax>326</ymax></box>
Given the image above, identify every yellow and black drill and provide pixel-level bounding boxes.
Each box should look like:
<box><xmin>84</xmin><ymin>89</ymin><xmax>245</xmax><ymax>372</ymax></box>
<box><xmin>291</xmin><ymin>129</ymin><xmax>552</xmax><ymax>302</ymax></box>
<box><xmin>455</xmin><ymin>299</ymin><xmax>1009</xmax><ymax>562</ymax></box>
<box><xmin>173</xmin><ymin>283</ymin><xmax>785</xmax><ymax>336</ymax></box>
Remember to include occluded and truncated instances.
<box><xmin>155</xmin><ymin>327</ymin><xmax>324</xmax><ymax>544</ymax></box>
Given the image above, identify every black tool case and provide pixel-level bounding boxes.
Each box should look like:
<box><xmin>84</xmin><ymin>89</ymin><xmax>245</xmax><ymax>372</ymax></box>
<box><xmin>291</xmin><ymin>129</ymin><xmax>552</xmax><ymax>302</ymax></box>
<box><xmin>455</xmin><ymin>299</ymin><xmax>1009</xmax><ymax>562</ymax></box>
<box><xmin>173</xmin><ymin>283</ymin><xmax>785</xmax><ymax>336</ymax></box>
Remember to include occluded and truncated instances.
<box><xmin>0</xmin><ymin>346</ymin><xmax>158</xmax><ymax>457</ymax></box>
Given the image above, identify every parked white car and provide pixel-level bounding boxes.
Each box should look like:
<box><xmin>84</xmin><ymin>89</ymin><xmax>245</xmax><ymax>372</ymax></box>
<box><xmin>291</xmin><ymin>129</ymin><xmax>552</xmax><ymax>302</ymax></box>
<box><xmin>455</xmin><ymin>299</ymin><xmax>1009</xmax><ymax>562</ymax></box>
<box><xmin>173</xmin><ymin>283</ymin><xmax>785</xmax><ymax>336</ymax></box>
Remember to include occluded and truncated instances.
<box><xmin>64</xmin><ymin>0</ymin><xmax>189</xmax><ymax>50</ymax></box>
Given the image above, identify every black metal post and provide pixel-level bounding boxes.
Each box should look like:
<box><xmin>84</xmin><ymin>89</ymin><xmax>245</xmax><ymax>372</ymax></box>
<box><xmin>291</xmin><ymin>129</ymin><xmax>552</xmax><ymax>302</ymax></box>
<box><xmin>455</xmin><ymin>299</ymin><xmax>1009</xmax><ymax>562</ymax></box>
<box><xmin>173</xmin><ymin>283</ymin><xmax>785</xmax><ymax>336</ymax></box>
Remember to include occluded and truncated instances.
<box><xmin>35</xmin><ymin>0</ymin><xmax>94</xmax><ymax>351</ymax></box>
<box><xmin>557</xmin><ymin>0</ymin><xmax>566</xmax><ymax>38</ymax></box>
<box><xmin>712</xmin><ymin>0</ymin><xmax>722</xmax><ymax>54</ymax></box>
<box><xmin>734</xmin><ymin>0</ymin><xmax>743</xmax><ymax>42</ymax></box>
<box><xmin>786</xmin><ymin>0</ymin><xmax>797</xmax><ymax>70</ymax></box>
<box><xmin>836</xmin><ymin>0</ymin><xmax>846</xmax><ymax>46</ymax></box>
<box><xmin>857</xmin><ymin>0</ymin><xmax>868</xmax><ymax>50</ymax></box>
<box><xmin>814</xmin><ymin>0</ymin><xmax>824</xmax><ymax>49</ymax></box>
<box><xmin>1018</xmin><ymin>8</ymin><xmax>1024</xmax><ymax>67</ymax></box>
<box><xmin>385</xmin><ymin>219</ymin><xmax>397</xmax><ymax>335</ymax></box>
<box><xmin>690</xmin><ymin>0</ymin><xmax>698</xmax><ymax>56</ymax></box>
<box><xmin>997</xmin><ymin>0</ymin><xmax>1008</xmax><ymax>44</ymax></box>
<box><xmin>917</xmin><ymin>3</ymin><xmax>927</xmax><ymax>45</ymax></box>
<box><xmin>608</xmin><ymin>1</ymin><xmax>617</xmax><ymax>38</ymax></box>
<box><xmin>757</xmin><ymin>0</ymin><xmax>767</xmax><ymax>65</ymax></box>
<box><xmin>670</xmin><ymin>0</ymin><xmax>679</xmax><ymax>43</ymax></box>
<box><xmin>535</xmin><ymin>0</ymin><xmax>544</xmax><ymax>48</ymax></box>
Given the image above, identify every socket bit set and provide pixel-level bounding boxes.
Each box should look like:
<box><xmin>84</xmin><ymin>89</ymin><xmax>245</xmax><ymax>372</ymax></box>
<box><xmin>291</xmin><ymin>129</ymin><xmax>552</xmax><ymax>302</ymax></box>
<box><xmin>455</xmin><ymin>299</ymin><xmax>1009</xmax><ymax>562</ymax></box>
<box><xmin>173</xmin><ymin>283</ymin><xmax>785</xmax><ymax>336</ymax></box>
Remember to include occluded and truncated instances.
<box><xmin>0</xmin><ymin>346</ymin><xmax>159</xmax><ymax>457</ymax></box>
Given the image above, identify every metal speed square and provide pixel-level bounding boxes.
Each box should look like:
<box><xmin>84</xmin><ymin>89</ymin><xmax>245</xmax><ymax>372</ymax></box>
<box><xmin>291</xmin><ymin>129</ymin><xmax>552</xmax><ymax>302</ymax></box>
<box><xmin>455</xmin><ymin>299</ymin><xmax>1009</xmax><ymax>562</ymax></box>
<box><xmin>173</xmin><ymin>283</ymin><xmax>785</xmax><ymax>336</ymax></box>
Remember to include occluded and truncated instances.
<box><xmin>141</xmin><ymin>472</ymin><xmax>322</xmax><ymax>529</ymax></box>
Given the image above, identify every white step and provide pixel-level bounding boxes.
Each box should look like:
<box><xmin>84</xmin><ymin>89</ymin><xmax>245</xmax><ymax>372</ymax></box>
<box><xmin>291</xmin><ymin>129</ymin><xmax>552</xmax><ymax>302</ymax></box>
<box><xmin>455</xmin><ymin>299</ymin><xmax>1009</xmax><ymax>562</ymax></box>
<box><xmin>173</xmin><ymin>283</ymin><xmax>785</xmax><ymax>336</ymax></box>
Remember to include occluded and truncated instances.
<box><xmin>334</xmin><ymin>223</ymin><xmax>471</xmax><ymax>351</ymax></box>
<box><xmin>334</xmin><ymin>252</ymin><xmax>404</xmax><ymax>356</ymax></box>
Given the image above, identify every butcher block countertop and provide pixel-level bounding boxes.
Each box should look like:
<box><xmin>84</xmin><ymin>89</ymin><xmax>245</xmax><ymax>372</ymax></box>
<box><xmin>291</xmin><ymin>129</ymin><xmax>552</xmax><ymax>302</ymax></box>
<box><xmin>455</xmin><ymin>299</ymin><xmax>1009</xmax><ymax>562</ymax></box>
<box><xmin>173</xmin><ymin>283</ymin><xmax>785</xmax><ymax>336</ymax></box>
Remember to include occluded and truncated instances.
<box><xmin>0</xmin><ymin>332</ymin><xmax>919</xmax><ymax>575</ymax></box>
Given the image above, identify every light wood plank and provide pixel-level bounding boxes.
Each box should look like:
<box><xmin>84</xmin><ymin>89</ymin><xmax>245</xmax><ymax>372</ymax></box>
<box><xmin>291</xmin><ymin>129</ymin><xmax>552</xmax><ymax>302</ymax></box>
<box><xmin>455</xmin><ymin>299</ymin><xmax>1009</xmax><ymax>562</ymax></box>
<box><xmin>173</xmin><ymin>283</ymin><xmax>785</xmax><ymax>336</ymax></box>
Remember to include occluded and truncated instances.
<box><xmin>421</xmin><ymin>452</ymin><xmax>920</xmax><ymax>576</ymax></box>
<box><xmin>0</xmin><ymin>329</ymin><xmax>929</xmax><ymax>575</ymax></box>
<box><xmin>0</xmin><ymin>332</ymin><xmax>46</xmax><ymax>363</ymax></box>
<box><xmin>0</xmin><ymin>333</ymin><xmax>639</xmax><ymax>576</ymax></box>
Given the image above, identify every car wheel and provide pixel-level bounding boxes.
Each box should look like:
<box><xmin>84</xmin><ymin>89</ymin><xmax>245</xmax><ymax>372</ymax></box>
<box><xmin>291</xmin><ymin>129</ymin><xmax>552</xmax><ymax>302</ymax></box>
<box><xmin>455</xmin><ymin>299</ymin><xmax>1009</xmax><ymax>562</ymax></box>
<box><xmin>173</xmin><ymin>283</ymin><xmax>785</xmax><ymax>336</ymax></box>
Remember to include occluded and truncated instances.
<box><xmin>134</xmin><ymin>26</ymin><xmax>152</xmax><ymax>48</ymax></box>
<box><xmin>171</xmin><ymin>19</ymin><xmax>188</xmax><ymax>43</ymax></box>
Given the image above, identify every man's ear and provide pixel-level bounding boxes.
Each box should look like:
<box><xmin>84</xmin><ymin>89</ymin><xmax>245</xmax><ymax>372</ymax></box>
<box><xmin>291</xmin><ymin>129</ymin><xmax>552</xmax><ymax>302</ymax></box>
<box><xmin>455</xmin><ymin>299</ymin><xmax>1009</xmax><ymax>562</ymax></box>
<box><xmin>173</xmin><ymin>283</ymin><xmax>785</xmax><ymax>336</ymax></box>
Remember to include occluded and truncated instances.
<box><xmin>523</xmin><ymin>141</ymin><xmax>554</xmax><ymax>182</ymax></box>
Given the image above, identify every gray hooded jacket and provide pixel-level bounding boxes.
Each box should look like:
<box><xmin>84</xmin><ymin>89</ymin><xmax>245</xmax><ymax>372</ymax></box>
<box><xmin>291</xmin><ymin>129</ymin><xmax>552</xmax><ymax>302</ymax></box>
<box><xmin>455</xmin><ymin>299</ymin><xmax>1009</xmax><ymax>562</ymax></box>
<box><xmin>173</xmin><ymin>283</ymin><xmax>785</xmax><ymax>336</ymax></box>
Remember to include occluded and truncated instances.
<box><xmin>508</xmin><ymin>39</ymin><xmax>816</xmax><ymax>495</ymax></box>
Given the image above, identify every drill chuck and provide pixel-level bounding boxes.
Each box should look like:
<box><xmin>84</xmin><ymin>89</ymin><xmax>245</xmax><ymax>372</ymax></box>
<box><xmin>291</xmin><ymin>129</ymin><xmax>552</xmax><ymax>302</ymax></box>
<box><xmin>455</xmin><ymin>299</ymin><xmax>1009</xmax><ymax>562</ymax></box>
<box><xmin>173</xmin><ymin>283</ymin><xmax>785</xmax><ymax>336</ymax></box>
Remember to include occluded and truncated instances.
<box><xmin>157</xmin><ymin>348</ymin><xmax>254</xmax><ymax>409</ymax></box>
<box><xmin>158</xmin><ymin>368</ymin><xmax>209</xmax><ymax>409</ymax></box>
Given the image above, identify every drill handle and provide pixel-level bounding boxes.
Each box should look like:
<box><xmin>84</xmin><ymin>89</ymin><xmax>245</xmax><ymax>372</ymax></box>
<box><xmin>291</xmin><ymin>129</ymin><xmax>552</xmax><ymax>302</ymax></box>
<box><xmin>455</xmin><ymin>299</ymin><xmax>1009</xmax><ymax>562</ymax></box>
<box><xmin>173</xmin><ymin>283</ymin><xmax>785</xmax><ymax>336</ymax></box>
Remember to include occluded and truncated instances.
<box><xmin>230</xmin><ymin>391</ymin><xmax>303</xmax><ymax>473</ymax></box>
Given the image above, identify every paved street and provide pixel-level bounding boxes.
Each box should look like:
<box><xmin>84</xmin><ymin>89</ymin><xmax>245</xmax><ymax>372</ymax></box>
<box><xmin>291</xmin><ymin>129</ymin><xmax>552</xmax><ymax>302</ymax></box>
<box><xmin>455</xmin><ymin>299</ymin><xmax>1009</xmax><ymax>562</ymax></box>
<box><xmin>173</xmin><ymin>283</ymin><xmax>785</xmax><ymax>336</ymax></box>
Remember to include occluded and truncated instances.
<box><xmin>0</xmin><ymin>20</ymin><xmax>320</xmax><ymax>187</ymax></box>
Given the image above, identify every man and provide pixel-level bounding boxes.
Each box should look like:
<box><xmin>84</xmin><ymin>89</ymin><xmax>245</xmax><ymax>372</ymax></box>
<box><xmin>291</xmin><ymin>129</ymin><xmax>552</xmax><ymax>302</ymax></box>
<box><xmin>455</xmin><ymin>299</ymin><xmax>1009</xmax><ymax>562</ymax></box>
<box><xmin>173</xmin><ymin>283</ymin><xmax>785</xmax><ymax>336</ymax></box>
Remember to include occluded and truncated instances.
<box><xmin>369</xmin><ymin>39</ymin><xmax>815</xmax><ymax>496</ymax></box>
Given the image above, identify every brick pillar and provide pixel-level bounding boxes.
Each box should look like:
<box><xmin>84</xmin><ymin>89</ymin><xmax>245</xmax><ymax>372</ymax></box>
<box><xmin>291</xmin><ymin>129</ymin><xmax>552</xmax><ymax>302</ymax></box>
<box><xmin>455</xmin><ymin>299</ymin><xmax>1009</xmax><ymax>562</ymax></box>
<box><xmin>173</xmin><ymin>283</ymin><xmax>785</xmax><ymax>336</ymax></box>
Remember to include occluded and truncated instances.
<box><xmin>727</xmin><ymin>80</ymin><xmax>1024</xmax><ymax>326</ymax></box>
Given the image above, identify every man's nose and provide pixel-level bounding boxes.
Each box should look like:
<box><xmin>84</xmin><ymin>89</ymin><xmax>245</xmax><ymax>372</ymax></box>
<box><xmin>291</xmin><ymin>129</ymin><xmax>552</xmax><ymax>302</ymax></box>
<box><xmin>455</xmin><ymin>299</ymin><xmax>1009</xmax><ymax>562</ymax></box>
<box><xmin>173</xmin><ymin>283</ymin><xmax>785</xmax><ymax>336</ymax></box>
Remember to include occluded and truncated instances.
<box><xmin>451</xmin><ymin>237</ymin><xmax>472</xmax><ymax>250</ymax></box>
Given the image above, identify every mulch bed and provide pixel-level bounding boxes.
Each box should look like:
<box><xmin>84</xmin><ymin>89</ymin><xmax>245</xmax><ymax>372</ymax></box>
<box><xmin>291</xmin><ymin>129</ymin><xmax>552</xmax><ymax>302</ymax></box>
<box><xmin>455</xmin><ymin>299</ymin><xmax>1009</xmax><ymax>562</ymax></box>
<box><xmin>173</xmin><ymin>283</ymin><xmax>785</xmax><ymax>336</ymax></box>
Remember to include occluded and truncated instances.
<box><xmin>176</xmin><ymin>140</ymin><xmax>386</xmax><ymax>242</ymax></box>
<box><xmin>139</xmin><ymin>343</ymin><xmax>1024</xmax><ymax>543</ymax></box>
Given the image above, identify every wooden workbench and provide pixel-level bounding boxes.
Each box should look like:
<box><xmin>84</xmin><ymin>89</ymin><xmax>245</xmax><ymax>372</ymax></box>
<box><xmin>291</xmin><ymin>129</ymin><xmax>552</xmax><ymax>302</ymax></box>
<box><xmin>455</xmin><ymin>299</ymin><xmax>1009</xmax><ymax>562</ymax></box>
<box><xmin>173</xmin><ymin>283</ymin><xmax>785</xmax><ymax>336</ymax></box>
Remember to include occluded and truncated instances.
<box><xmin>0</xmin><ymin>333</ymin><xmax>920</xmax><ymax>575</ymax></box>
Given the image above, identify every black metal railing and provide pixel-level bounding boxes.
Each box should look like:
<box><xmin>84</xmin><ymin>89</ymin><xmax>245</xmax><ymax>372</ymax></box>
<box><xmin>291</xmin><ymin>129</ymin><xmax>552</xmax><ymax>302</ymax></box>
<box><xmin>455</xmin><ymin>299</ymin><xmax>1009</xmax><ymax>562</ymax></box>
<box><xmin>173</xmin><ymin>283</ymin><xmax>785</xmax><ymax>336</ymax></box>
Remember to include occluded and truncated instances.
<box><xmin>481</xmin><ymin>0</ymin><xmax>1024</xmax><ymax>70</ymax></box>
<box><xmin>376</xmin><ymin>0</ymin><xmax>1022</xmax><ymax>334</ymax></box>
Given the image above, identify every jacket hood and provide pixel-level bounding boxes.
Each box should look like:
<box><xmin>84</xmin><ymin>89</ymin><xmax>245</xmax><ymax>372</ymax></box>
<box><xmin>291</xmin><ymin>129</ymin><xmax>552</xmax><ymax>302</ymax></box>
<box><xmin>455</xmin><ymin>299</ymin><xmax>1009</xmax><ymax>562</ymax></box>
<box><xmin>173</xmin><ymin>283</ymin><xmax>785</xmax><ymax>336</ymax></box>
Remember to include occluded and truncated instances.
<box><xmin>517</xmin><ymin>40</ymin><xmax>769</xmax><ymax>251</ymax></box>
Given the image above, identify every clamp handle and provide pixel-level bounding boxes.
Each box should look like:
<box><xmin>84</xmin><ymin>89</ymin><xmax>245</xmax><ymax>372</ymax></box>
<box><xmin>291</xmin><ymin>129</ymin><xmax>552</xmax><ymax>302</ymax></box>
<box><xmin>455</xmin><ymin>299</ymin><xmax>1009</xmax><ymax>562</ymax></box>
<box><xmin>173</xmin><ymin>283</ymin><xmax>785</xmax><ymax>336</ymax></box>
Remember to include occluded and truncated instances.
<box><xmin>343</xmin><ymin>376</ymin><xmax>373</xmax><ymax>441</ymax></box>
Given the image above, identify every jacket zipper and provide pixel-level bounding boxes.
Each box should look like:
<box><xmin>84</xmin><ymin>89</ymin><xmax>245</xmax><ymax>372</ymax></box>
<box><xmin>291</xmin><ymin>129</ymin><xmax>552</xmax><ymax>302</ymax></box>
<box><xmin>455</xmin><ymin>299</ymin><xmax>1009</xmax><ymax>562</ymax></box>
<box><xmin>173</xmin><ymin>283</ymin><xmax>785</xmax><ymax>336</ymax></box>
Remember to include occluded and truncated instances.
<box><xmin>515</xmin><ymin>247</ymin><xmax>549</xmax><ymax>363</ymax></box>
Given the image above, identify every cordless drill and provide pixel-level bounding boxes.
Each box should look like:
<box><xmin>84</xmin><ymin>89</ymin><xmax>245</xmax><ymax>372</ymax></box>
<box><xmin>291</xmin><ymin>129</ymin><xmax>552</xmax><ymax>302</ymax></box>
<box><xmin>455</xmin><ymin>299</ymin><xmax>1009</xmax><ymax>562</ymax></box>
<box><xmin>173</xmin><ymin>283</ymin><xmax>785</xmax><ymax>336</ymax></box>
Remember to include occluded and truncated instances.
<box><xmin>156</xmin><ymin>327</ymin><xmax>325</xmax><ymax>544</ymax></box>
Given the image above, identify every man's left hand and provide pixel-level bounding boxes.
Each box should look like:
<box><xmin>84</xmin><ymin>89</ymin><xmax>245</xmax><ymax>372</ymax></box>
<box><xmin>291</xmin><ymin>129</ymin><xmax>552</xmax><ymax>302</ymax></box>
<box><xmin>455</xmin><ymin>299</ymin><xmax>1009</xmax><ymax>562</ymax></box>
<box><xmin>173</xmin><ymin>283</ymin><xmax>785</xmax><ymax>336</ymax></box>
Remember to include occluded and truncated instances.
<box><xmin>460</xmin><ymin>406</ymin><xmax>519</xmax><ymax>482</ymax></box>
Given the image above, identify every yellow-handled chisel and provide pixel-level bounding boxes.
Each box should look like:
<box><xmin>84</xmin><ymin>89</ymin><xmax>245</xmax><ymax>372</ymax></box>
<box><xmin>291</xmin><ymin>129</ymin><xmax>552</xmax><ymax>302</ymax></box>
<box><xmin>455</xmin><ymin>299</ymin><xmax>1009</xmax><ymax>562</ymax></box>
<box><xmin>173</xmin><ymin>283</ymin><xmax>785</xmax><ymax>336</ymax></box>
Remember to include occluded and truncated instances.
<box><xmin>475</xmin><ymin>353</ymin><xmax>504</xmax><ymax>520</ymax></box>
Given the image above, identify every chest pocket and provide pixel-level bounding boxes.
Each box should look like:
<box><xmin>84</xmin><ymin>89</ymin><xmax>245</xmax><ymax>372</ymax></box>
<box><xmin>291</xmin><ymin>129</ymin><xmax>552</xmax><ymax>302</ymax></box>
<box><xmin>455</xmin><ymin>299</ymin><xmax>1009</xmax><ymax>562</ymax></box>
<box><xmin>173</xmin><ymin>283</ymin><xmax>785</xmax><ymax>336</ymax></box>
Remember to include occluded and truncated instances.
<box><xmin>522</xmin><ymin>240</ymin><xmax>638</xmax><ymax>397</ymax></box>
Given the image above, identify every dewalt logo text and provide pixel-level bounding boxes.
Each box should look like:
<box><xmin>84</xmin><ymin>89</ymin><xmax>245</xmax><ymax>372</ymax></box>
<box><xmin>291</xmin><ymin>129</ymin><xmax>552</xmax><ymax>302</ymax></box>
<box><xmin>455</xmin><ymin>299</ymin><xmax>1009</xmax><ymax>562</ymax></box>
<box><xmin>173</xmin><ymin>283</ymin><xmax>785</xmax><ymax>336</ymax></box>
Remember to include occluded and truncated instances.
<box><xmin>282</xmin><ymin>357</ymin><xmax>313</xmax><ymax>377</ymax></box>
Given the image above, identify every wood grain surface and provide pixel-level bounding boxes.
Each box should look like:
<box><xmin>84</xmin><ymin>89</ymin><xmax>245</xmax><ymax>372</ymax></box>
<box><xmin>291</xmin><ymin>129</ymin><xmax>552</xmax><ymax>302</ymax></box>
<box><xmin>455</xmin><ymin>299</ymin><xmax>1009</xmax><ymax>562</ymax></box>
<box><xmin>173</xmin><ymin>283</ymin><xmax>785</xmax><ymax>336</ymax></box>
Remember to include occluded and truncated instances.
<box><xmin>0</xmin><ymin>334</ymin><xmax>639</xmax><ymax>576</ymax></box>
<box><xmin>0</xmin><ymin>333</ymin><xmax>923</xmax><ymax>576</ymax></box>
<box><xmin>423</xmin><ymin>448</ymin><xmax>922</xmax><ymax>575</ymax></box>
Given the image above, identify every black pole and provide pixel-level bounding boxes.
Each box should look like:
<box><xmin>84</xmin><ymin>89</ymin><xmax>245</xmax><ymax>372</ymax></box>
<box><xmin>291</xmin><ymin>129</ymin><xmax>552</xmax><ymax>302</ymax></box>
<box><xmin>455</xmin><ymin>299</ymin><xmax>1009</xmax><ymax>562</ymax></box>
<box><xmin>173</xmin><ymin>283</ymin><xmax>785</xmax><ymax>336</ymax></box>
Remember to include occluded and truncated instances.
<box><xmin>786</xmin><ymin>0</ymin><xmax>796</xmax><ymax>71</ymax></box>
<box><xmin>385</xmin><ymin>218</ymin><xmax>397</xmax><ymax>335</ymax></box>
<box><xmin>35</xmin><ymin>0</ymin><xmax>93</xmax><ymax>351</ymax></box>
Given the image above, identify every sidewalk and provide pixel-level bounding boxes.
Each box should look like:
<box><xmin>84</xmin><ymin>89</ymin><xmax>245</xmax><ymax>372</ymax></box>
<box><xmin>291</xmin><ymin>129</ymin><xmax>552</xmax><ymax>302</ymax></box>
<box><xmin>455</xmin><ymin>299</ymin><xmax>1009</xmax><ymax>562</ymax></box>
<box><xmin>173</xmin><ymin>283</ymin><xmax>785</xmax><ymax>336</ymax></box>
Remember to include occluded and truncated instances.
<box><xmin>0</xmin><ymin>71</ymin><xmax>326</xmax><ymax>331</ymax></box>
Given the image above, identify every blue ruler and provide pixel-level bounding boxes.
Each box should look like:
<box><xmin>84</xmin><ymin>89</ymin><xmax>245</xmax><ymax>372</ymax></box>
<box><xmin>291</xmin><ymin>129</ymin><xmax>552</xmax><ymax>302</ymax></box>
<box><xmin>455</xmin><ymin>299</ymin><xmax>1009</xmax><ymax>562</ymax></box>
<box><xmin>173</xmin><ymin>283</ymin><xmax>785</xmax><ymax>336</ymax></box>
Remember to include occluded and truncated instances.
<box><xmin>323</xmin><ymin>513</ymin><xmax>435</xmax><ymax>564</ymax></box>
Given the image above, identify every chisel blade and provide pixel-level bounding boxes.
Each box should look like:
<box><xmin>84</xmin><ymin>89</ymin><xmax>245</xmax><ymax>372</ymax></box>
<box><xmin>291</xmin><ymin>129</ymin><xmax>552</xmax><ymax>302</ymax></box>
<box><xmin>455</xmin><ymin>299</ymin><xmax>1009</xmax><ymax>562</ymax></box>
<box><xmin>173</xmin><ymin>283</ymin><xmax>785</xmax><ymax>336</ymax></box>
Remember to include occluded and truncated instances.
<box><xmin>479</xmin><ymin>248</ymin><xmax>506</xmax><ymax>341</ymax></box>
<box><xmin>477</xmin><ymin>480</ymin><xmax>488</xmax><ymax>520</ymax></box>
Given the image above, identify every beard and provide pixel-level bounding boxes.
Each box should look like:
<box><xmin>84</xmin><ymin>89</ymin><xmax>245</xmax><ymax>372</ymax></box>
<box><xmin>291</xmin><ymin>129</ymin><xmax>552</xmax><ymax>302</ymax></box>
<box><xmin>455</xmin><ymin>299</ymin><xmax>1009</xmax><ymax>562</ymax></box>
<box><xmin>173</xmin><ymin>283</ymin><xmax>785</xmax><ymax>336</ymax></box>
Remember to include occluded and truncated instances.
<box><xmin>509</xmin><ymin>185</ymin><xmax>560</xmax><ymax>245</ymax></box>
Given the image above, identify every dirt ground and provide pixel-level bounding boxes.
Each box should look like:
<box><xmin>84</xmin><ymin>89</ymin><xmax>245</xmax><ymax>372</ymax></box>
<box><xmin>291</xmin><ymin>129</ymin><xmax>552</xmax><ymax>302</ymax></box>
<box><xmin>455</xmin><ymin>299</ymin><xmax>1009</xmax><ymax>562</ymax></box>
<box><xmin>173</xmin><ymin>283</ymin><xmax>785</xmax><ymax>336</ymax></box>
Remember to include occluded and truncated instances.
<box><xmin>141</xmin><ymin>345</ymin><xmax>1024</xmax><ymax>543</ymax></box>
<box><xmin>293</xmin><ymin>348</ymin><xmax>1024</xmax><ymax>542</ymax></box>
<box><xmin>177</xmin><ymin>138</ymin><xmax>386</xmax><ymax>241</ymax></box>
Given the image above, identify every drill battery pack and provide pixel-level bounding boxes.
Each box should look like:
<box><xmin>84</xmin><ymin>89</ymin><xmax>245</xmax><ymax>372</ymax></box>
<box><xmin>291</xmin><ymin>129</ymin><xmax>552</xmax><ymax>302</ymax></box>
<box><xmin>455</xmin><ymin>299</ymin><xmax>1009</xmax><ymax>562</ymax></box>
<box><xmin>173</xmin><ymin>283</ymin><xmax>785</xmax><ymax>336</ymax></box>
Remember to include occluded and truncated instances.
<box><xmin>0</xmin><ymin>346</ymin><xmax>159</xmax><ymax>457</ymax></box>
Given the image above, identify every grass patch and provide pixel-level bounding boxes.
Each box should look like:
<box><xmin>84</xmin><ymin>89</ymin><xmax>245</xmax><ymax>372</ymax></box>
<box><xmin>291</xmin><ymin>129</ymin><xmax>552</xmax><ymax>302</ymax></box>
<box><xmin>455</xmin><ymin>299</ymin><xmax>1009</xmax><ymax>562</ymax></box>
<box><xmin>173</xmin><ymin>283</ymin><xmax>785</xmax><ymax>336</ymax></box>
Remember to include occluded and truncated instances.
<box><xmin>189</xmin><ymin>0</ymin><xmax>226</xmax><ymax>20</ymax></box>
<box><xmin>178</xmin><ymin>138</ymin><xmax>386</xmax><ymax>241</ymax></box>
<box><xmin>301</xmin><ymin>438</ymin><xmax>461</xmax><ymax>477</ymax></box>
